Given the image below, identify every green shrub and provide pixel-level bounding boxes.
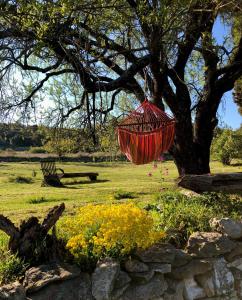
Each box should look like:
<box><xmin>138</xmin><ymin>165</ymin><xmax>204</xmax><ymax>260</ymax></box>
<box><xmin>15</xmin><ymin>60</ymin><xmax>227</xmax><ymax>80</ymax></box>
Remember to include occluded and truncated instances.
<box><xmin>211</xmin><ymin>129</ymin><xmax>239</xmax><ymax>165</ymax></box>
<box><xmin>0</xmin><ymin>249</ymin><xmax>28</xmax><ymax>284</ymax></box>
<box><xmin>150</xmin><ymin>191</ymin><xmax>242</xmax><ymax>247</ymax></box>
<box><xmin>8</xmin><ymin>176</ymin><xmax>33</xmax><ymax>184</ymax></box>
<box><xmin>29</xmin><ymin>147</ymin><xmax>47</xmax><ymax>153</ymax></box>
<box><xmin>198</xmin><ymin>192</ymin><xmax>242</xmax><ymax>218</ymax></box>
<box><xmin>113</xmin><ymin>190</ymin><xmax>136</xmax><ymax>200</ymax></box>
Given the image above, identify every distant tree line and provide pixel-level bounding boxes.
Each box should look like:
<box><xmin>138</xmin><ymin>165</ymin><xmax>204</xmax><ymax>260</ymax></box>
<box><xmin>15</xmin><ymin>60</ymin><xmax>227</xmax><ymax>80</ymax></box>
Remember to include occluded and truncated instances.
<box><xmin>0</xmin><ymin>119</ymin><xmax>120</xmax><ymax>157</ymax></box>
<box><xmin>0</xmin><ymin>123</ymin><xmax>45</xmax><ymax>149</ymax></box>
<box><xmin>0</xmin><ymin>122</ymin><xmax>241</xmax><ymax>165</ymax></box>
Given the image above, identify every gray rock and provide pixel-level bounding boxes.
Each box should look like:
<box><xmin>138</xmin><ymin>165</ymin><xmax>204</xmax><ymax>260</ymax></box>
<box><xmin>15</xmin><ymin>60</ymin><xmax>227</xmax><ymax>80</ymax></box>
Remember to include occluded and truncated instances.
<box><xmin>172</xmin><ymin>260</ymin><xmax>212</xmax><ymax>280</ymax></box>
<box><xmin>120</xmin><ymin>274</ymin><xmax>168</xmax><ymax>300</ymax></box>
<box><xmin>129</xmin><ymin>270</ymin><xmax>155</xmax><ymax>283</ymax></box>
<box><xmin>183</xmin><ymin>277</ymin><xmax>206</xmax><ymax>300</ymax></box>
<box><xmin>163</xmin><ymin>279</ymin><xmax>184</xmax><ymax>300</ymax></box>
<box><xmin>148</xmin><ymin>263</ymin><xmax>171</xmax><ymax>274</ymax></box>
<box><xmin>230</xmin><ymin>268</ymin><xmax>242</xmax><ymax>298</ymax></box>
<box><xmin>202</xmin><ymin>291</ymin><xmax>239</xmax><ymax>300</ymax></box>
<box><xmin>92</xmin><ymin>258</ymin><xmax>120</xmax><ymax>300</ymax></box>
<box><xmin>0</xmin><ymin>281</ymin><xmax>26</xmax><ymax>300</ymax></box>
<box><xmin>79</xmin><ymin>273</ymin><xmax>93</xmax><ymax>300</ymax></box>
<box><xmin>111</xmin><ymin>284</ymin><xmax>129</xmax><ymax>300</ymax></box>
<box><xmin>124</xmin><ymin>259</ymin><xmax>149</xmax><ymax>273</ymax></box>
<box><xmin>27</xmin><ymin>275</ymin><xmax>92</xmax><ymax>300</ymax></box>
<box><xmin>195</xmin><ymin>271</ymin><xmax>215</xmax><ymax>297</ymax></box>
<box><xmin>187</xmin><ymin>232</ymin><xmax>236</xmax><ymax>258</ymax></box>
<box><xmin>210</xmin><ymin>218</ymin><xmax>242</xmax><ymax>240</ymax></box>
<box><xmin>173</xmin><ymin>249</ymin><xmax>192</xmax><ymax>267</ymax></box>
<box><xmin>136</xmin><ymin>243</ymin><xmax>176</xmax><ymax>263</ymax></box>
<box><xmin>212</xmin><ymin>258</ymin><xmax>234</xmax><ymax>296</ymax></box>
<box><xmin>225</xmin><ymin>242</ymin><xmax>242</xmax><ymax>262</ymax></box>
<box><xmin>113</xmin><ymin>271</ymin><xmax>131</xmax><ymax>289</ymax></box>
<box><xmin>228</xmin><ymin>258</ymin><xmax>242</xmax><ymax>271</ymax></box>
<box><xmin>23</xmin><ymin>263</ymin><xmax>80</xmax><ymax>293</ymax></box>
<box><xmin>179</xmin><ymin>189</ymin><xmax>201</xmax><ymax>198</ymax></box>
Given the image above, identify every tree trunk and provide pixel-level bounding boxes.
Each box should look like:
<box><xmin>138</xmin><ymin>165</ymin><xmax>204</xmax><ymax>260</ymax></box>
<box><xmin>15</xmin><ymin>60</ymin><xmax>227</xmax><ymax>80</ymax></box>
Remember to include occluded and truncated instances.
<box><xmin>171</xmin><ymin>113</ymin><xmax>211</xmax><ymax>176</ymax></box>
<box><xmin>172</xmin><ymin>140</ymin><xmax>211</xmax><ymax>176</ymax></box>
<box><xmin>0</xmin><ymin>204</ymin><xmax>69</xmax><ymax>265</ymax></box>
<box><xmin>169</xmin><ymin>86</ymin><xmax>222</xmax><ymax>176</ymax></box>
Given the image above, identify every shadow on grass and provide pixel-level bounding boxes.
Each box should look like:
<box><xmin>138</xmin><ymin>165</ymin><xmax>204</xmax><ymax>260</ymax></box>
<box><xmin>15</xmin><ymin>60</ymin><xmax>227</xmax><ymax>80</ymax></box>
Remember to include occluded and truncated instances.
<box><xmin>64</xmin><ymin>179</ymin><xmax>110</xmax><ymax>186</ymax></box>
<box><xmin>231</xmin><ymin>163</ymin><xmax>242</xmax><ymax>167</ymax></box>
<box><xmin>83</xmin><ymin>163</ymin><xmax>125</xmax><ymax>168</ymax></box>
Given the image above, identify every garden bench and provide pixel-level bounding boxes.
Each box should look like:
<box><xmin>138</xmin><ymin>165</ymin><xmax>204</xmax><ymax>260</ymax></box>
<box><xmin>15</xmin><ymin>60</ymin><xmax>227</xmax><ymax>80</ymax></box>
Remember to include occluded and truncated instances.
<box><xmin>40</xmin><ymin>160</ymin><xmax>99</xmax><ymax>187</ymax></box>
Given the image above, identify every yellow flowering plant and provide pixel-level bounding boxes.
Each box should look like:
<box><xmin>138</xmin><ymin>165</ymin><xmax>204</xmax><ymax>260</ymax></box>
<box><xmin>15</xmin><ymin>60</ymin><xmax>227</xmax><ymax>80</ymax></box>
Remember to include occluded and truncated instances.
<box><xmin>62</xmin><ymin>203</ymin><xmax>165</xmax><ymax>260</ymax></box>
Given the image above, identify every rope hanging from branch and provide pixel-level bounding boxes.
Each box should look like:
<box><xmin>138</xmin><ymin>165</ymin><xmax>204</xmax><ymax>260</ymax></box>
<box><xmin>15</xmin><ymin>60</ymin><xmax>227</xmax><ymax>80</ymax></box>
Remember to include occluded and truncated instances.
<box><xmin>117</xmin><ymin>99</ymin><xmax>175</xmax><ymax>165</ymax></box>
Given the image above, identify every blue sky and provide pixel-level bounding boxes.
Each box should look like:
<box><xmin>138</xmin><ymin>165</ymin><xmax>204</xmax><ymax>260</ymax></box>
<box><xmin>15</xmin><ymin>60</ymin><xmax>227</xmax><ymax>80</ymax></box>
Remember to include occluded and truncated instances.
<box><xmin>213</xmin><ymin>18</ymin><xmax>241</xmax><ymax>129</ymax></box>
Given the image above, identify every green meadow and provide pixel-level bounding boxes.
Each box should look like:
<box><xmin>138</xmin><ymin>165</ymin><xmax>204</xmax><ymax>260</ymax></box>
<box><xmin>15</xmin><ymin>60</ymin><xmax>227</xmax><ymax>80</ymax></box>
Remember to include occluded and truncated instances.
<box><xmin>0</xmin><ymin>160</ymin><xmax>241</xmax><ymax>246</ymax></box>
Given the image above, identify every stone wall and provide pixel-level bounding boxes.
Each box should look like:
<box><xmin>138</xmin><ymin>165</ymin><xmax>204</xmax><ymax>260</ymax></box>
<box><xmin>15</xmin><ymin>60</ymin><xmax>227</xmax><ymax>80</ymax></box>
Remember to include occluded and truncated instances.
<box><xmin>1</xmin><ymin>217</ymin><xmax>242</xmax><ymax>300</ymax></box>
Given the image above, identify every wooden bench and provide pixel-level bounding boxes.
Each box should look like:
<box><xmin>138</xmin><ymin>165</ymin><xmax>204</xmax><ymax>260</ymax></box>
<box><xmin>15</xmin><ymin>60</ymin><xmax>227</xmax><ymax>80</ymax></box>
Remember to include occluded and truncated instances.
<box><xmin>40</xmin><ymin>160</ymin><xmax>99</xmax><ymax>187</ymax></box>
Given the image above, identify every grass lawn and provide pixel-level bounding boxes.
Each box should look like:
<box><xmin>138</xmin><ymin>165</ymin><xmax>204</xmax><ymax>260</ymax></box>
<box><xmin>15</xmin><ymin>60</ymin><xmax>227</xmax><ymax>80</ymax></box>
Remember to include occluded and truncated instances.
<box><xmin>0</xmin><ymin>160</ymin><xmax>241</xmax><ymax>246</ymax></box>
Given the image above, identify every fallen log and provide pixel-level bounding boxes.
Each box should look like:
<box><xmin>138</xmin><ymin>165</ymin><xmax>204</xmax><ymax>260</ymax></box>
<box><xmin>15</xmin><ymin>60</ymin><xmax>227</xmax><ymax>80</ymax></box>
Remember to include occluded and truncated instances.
<box><xmin>0</xmin><ymin>203</ymin><xmax>68</xmax><ymax>265</ymax></box>
<box><xmin>178</xmin><ymin>172</ymin><xmax>242</xmax><ymax>193</ymax></box>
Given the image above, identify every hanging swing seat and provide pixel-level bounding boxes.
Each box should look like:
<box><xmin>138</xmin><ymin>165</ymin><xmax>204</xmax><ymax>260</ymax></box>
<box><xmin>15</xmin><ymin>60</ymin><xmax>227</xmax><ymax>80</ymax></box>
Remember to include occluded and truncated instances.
<box><xmin>117</xmin><ymin>100</ymin><xmax>175</xmax><ymax>165</ymax></box>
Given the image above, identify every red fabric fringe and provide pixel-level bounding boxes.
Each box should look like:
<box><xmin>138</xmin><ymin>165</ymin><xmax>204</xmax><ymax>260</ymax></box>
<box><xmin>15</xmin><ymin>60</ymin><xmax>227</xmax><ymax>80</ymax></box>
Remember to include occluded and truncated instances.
<box><xmin>117</xmin><ymin>100</ymin><xmax>175</xmax><ymax>165</ymax></box>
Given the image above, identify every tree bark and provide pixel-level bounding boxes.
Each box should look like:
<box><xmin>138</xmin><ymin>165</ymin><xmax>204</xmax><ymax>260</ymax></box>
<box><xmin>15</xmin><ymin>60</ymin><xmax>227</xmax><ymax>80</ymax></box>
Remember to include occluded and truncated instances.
<box><xmin>178</xmin><ymin>172</ymin><xmax>242</xmax><ymax>192</ymax></box>
<box><xmin>0</xmin><ymin>204</ymin><xmax>68</xmax><ymax>265</ymax></box>
<box><xmin>171</xmin><ymin>120</ymin><xmax>211</xmax><ymax>176</ymax></box>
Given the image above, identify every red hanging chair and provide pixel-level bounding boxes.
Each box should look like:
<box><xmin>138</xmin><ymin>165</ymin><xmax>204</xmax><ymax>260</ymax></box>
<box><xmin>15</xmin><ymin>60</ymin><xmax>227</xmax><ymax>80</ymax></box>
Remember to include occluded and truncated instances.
<box><xmin>117</xmin><ymin>99</ymin><xmax>175</xmax><ymax>165</ymax></box>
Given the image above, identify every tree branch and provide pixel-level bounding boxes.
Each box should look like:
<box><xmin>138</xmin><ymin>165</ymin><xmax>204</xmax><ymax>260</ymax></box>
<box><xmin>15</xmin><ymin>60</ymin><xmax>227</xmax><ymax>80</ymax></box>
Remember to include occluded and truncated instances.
<box><xmin>175</xmin><ymin>2</ymin><xmax>216</xmax><ymax>78</ymax></box>
<box><xmin>6</xmin><ymin>68</ymin><xmax>75</xmax><ymax>108</ymax></box>
<box><xmin>216</xmin><ymin>35</ymin><xmax>242</xmax><ymax>93</ymax></box>
<box><xmin>0</xmin><ymin>215</ymin><xmax>19</xmax><ymax>238</ymax></box>
<box><xmin>42</xmin><ymin>203</ymin><xmax>65</xmax><ymax>232</ymax></box>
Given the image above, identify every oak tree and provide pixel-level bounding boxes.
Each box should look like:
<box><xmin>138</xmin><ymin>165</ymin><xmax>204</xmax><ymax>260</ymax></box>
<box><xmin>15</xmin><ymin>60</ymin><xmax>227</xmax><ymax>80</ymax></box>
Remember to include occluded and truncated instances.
<box><xmin>0</xmin><ymin>0</ymin><xmax>241</xmax><ymax>174</ymax></box>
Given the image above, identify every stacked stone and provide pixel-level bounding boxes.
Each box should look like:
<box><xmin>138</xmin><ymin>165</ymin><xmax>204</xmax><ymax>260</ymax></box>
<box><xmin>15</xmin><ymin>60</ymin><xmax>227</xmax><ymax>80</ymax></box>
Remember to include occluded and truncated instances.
<box><xmin>1</xmin><ymin>217</ymin><xmax>242</xmax><ymax>300</ymax></box>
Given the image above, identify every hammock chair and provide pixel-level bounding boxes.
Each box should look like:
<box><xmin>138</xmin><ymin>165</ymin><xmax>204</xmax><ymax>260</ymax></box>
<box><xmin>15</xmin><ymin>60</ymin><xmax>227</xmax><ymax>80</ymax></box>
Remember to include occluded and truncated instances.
<box><xmin>117</xmin><ymin>99</ymin><xmax>175</xmax><ymax>165</ymax></box>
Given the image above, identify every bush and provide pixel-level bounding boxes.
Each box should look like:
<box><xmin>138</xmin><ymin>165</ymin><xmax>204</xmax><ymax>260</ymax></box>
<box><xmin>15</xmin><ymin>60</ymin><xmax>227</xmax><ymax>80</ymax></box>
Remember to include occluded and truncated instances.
<box><xmin>150</xmin><ymin>191</ymin><xmax>242</xmax><ymax>247</ymax></box>
<box><xmin>60</xmin><ymin>203</ymin><xmax>165</xmax><ymax>264</ymax></box>
<box><xmin>0</xmin><ymin>249</ymin><xmax>28</xmax><ymax>284</ymax></box>
<box><xmin>211</xmin><ymin>129</ymin><xmax>239</xmax><ymax>165</ymax></box>
<box><xmin>8</xmin><ymin>176</ymin><xmax>33</xmax><ymax>184</ymax></box>
<box><xmin>29</xmin><ymin>147</ymin><xmax>47</xmax><ymax>153</ymax></box>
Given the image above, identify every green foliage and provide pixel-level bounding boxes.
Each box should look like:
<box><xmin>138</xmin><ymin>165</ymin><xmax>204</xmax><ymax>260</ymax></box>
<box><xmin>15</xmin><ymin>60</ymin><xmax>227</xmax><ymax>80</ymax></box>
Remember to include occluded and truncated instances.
<box><xmin>150</xmin><ymin>191</ymin><xmax>242</xmax><ymax>247</ymax></box>
<box><xmin>0</xmin><ymin>249</ymin><xmax>28</xmax><ymax>284</ymax></box>
<box><xmin>0</xmin><ymin>123</ymin><xmax>45</xmax><ymax>150</ymax></box>
<box><xmin>152</xmin><ymin>192</ymin><xmax>213</xmax><ymax>247</ymax></box>
<box><xmin>198</xmin><ymin>192</ymin><xmax>242</xmax><ymax>218</ymax></box>
<box><xmin>29</xmin><ymin>147</ymin><xmax>47</xmax><ymax>153</ymax></box>
<box><xmin>113</xmin><ymin>189</ymin><xmax>136</xmax><ymax>200</ymax></box>
<box><xmin>234</xmin><ymin>78</ymin><xmax>242</xmax><ymax>116</ymax></box>
<box><xmin>232</xmin><ymin>11</ymin><xmax>242</xmax><ymax>115</ymax></box>
<box><xmin>211</xmin><ymin>128</ymin><xmax>241</xmax><ymax>165</ymax></box>
<box><xmin>8</xmin><ymin>175</ymin><xmax>33</xmax><ymax>184</ymax></box>
<box><xmin>44</xmin><ymin>138</ymin><xmax>78</xmax><ymax>156</ymax></box>
<box><xmin>98</xmin><ymin>118</ymin><xmax>120</xmax><ymax>159</ymax></box>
